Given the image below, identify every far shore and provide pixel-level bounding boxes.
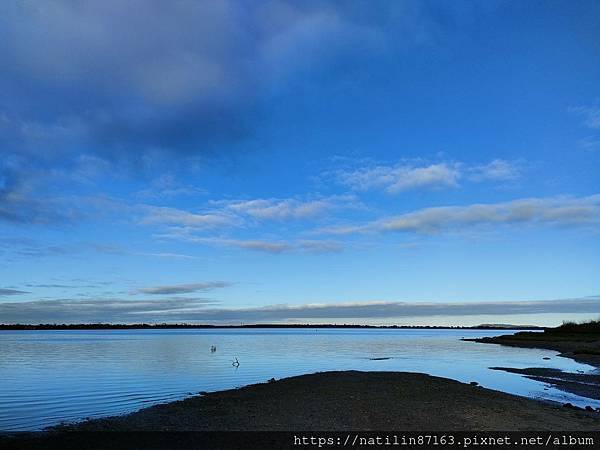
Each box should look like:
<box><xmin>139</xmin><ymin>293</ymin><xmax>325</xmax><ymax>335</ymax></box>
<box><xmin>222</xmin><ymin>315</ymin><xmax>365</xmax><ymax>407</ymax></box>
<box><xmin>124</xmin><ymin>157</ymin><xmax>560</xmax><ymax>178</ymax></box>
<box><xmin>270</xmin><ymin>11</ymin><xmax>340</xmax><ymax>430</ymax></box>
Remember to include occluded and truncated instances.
<box><xmin>0</xmin><ymin>323</ymin><xmax>542</xmax><ymax>330</ymax></box>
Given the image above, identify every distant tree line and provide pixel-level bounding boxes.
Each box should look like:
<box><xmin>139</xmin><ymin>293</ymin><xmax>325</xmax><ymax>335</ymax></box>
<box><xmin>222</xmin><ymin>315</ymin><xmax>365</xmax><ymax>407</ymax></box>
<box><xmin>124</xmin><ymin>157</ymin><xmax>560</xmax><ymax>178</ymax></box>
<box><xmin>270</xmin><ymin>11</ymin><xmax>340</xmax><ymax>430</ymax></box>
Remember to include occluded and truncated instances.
<box><xmin>552</xmin><ymin>319</ymin><xmax>600</xmax><ymax>334</ymax></box>
<box><xmin>0</xmin><ymin>323</ymin><xmax>543</xmax><ymax>331</ymax></box>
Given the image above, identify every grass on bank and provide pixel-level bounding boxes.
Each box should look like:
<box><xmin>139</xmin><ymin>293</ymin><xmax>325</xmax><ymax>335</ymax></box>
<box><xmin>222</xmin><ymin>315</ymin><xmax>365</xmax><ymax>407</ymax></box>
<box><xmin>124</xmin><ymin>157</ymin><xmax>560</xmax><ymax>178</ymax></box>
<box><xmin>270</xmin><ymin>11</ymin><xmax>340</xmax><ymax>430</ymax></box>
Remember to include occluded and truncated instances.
<box><xmin>494</xmin><ymin>319</ymin><xmax>600</xmax><ymax>357</ymax></box>
<box><xmin>553</xmin><ymin>319</ymin><xmax>600</xmax><ymax>334</ymax></box>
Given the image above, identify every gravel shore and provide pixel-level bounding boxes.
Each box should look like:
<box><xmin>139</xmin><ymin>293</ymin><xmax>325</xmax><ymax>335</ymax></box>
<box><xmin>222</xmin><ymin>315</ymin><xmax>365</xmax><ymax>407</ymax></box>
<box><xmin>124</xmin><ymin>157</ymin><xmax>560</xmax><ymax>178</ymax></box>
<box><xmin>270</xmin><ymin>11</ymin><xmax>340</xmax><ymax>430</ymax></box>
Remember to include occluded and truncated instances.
<box><xmin>52</xmin><ymin>371</ymin><xmax>600</xmax><ymax>431</ymax></box>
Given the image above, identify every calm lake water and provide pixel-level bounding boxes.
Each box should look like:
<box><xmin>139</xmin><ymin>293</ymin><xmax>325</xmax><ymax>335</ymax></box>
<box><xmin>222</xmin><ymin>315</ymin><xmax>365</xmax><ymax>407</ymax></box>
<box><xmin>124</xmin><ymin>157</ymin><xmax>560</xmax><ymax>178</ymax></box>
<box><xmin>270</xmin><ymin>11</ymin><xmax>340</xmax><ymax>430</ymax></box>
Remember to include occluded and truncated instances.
<box><xmin>1</xmin><ymin>328</ymin><xmax>598</xmax><ymax>430</ymax></box>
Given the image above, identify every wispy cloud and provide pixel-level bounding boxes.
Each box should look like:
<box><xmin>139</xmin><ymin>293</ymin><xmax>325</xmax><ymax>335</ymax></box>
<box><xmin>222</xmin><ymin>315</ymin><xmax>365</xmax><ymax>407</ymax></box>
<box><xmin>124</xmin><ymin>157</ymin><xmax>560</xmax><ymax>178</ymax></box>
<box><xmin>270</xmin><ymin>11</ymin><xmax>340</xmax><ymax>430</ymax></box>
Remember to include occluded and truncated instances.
<box><xmin>0</xmin><ymin>235</ymin><xmax>206</xmax><ymax>264</ymax></box>
<box><xmin>0</xmin><ymin>297</ymin><xmax>219</xmax><ymax>323</ymax></box>
<box><xmin>327</xmin><ymin>159</ymin><xmax>521</xmax><ymax>194</ymax></box>
<box><xmin>134</xmin><ymin>175</ymin><xmax>206</xmax><ymax>200</ymax></box>
<box><xmin>569</xmin><ymin>104</ymin><xmax>600</xmax><ymax>152</ymax></box>
<box><xmin>569</xmin><ymin>104</ymin><xmax>600</xmax><ymax>130</ymax></box>
<box><xmin>23</xmin><ymin>280</ymin><xmax>115</xmax><ymax>290</ymax></box>
<box><xmin>135</xmin><ymin>281</ymin><xmax>231</xmax><ymax>295</ymax></box>
<box><xmin>0</xmin><ymin>237</ymin><xmax>87</xmax><ymax>261</ymax></box>
<box><xmin>579</xmin><ymin>137</ymin><xmax>600</xmax><ymax>152</ymax></box>
<box><xmin>140</xmin><ymin>195</ymin><xmax>357</xmax><ymax>233</ymax></box>
<box><xmin>170</xmin><ymin>236</ymin><xmax>344</xmax><ymax>254</ymax></box>
<box><xmin>141</xmin><ymin>195</ymin><xmax>355</xmax><ymax>254</ymax></box>
<box><xmin>468</xmin><ymin>159</ymin><xmax>522</xmax><ymax>182</ymax></box>
<box><xmin>0</xmin><ymin>158</ymin><xmax>79</xmax><ymax>224</ymax></box>
<box><xmin>213</xmin><ymin>238</ymin><xmax>293</xmax><ymax>254</ymax></box>
<box><xmin>296</xmin><ymin>240</ymin><xmax>344</xmax><ymax>254</ymax></box>
<box><xmin>134</xmin><ymin>252</ymin><xmax>200</xmax><ymax>260</ymax></box>
<box><xmin>139</xmin><ymin>206</ymin><xmax>236</xmax><ymax>229</ymax></box>
<box><xmin>216</xmin><ymin>195</ymin><xmax>356</xmax><ymax>221</ymax></box>
<box><xmin>322</xmin><ymin>194</ymin><xmax>600</xmax><ymax>235</ymax></box>
<box><xmin>24</xmin><ymin>284</ymin><xmax>79</xmax><ymax>289</ymax></box>
<box><xmin>2</xmin><ymin>296</ymin><xmax>599</xmax><ymax>324</ymax></box>
<box><xmin>180</xmin><ymin>296</ymin><xmax>600</xmax><ymax>322</ymax></box>
<box><xmin>0</xmin><ymin>288</ymin><xmax>29</xmax><ymax>296</ymax></box>
<box><xmin>332</xmin><ymin>162</ymin><xmax>461</xmax><ymax>193</ymax></box>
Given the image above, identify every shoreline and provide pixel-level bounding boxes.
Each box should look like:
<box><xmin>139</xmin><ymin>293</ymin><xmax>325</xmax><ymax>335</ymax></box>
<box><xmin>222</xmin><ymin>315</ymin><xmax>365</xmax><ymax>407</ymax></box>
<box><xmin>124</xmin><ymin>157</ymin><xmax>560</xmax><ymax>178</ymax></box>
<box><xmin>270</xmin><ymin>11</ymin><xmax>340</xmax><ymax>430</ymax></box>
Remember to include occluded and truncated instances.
<box><xmin>462</xmin><ymin>332</ymin><xmax>600</xmax><ymax>367</ymax></box>
<box><xmin>4</xmin><ymin>330</ymin><xmax>600</xmax><ymax>438</ymax></box>
<box><xmin>0</xmin><ymin>324</ymin><xmax>542</xmax><ymax>331</ymax></box>
<box><xmin>464</xmin><ymin>331</ymin><xmax>600</xmax><ymax>402</ymax></box>
<box><xmin>42</xmin><ymin>371</ymin><xmax>600</xmax><ymax>431</ymax></box>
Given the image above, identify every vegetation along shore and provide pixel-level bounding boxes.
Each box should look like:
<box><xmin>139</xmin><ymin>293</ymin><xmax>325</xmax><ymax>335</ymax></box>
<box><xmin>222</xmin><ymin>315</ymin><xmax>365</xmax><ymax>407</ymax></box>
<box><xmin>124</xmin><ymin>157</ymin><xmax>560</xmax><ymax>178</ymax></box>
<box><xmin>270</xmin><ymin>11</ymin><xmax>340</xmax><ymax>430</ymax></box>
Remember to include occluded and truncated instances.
<box><xmin>464</xmin><ymin>320</ymin><xmax>600</xmax><ymax>401</ymax></box>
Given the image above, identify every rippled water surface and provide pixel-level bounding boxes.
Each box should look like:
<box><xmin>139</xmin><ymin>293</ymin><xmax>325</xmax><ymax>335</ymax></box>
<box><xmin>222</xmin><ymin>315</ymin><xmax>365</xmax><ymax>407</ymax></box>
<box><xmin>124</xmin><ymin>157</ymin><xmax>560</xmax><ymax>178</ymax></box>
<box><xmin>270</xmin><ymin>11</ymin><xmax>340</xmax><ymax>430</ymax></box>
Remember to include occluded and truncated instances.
<box><xmin>1</xmin><ymin>328</ymin><xmax>598</xmax><ymax>430</ymax></box>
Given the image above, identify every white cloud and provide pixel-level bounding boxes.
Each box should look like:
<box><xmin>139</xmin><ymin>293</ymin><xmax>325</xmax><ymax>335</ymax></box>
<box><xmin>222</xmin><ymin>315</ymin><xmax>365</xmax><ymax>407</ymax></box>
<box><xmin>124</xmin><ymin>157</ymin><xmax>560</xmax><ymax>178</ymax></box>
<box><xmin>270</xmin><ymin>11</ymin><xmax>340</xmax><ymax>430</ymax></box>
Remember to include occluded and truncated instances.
<box><xmin>140</xmin><ymin>196</ymin><xmax>357</xmax><ymax>235</ymax></box>
<box><xmin>569</xmin><ymin>105</ymin><xmax>600</xmax><ymax>130</ymax></box>
<box><xmin>3</xmin><ymin>295</ymin><xmax>599</xmax><ymax>324</ymax></box>
<box><xmin>139</xmin><ymin>196</ymin><xmax>352</xmax><ymax>255</ymax></box>
<box><xmin>579</xmin><ymin>137</ymin><xmax>600</xmax><ymax>152</ymax></box>
<box><xmin>323</xmin><ymin>194</ymin><xmax>600</xmax><ymax>235</ymax></box>
<box><xmin>0</xmin><ymin>297</ymin><xmax>220</xmax><ymax>324</ymax></box>
<box><xmin>135</xmin><ymin>282</ymin><xmax>231</xmax><ymax>295</ymax></box>
<box><xmin>225</xmin><ymin>198</ymin><xmax>331</xmax><ymax>220</ymax></box>
<box><xmin>334</xmin><ymin>162</ymin><xmax>461</xmax><ymax>193</ymax></box>
<box><xmin>134</xmin><ymin>252</ymin><xmax>200</xmax><ymax>260</ymax></box>
<box><xmin>135</xmin><ymin>174</ymin><xmax>206</xmax><ymax>200</ymax></box>
<box><xmin>468</xmin><ymin>159</ymin><xmax>521</xmax><ymax>182</ymax></box>
<box><xmin>297</xmin><ymin>240</ymin><xmax>344</xmax><ymax>253</ymax></box>
<box><xmin>161</xmin><ymin>235</ymin><xmax>343</xmax><ymax>255</ymax></box>
<box><xmin>569</xmin><ymin>105</ymin><xmax>600</xmax><ymax>152</ymax></box>
<box><xmin>214</xmin><ymin>238</ymin><xmax>293</xmax><ymax>254</ymax></box>
<box><xmin>139</xmin><ymin>205</ymin><xmax>235</xmax><ymax>229</ymax></box>
<box><xmin>330</xmin><ymin>159</ymin><xmax>522</xmax><ymax>194</ymax></box>
<box><xmin>217</xmin><ymin>195</ymin><xmax>358</xmax><ymax>221</ymax></box>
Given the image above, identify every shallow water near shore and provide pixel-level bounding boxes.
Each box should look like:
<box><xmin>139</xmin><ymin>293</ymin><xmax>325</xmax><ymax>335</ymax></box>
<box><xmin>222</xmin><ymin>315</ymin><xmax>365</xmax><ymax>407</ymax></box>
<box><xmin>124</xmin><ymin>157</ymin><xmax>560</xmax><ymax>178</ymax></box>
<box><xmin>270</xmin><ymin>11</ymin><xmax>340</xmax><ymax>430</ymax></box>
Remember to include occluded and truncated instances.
<box><xmin>1</xmin><ymin>328</ymin><xmax>598</xmax><ymax>431</ymax></box>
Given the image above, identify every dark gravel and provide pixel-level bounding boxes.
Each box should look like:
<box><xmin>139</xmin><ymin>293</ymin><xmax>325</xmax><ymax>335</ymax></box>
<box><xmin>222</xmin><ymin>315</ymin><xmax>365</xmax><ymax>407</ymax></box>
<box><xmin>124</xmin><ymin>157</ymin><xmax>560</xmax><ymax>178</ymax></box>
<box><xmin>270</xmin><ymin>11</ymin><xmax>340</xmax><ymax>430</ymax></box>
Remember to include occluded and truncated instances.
<box><xmin>54</xmin><ymin>371</ymin><xmax>600</xmax><ymax>431</ymax></box>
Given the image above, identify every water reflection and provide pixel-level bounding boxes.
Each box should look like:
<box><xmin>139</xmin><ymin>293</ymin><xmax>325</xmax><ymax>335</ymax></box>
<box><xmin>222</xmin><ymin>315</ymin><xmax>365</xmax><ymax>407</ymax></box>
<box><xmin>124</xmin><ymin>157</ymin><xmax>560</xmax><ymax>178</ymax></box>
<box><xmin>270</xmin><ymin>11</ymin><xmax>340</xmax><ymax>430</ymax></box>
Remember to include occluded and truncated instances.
<box><xmin>0</xmin><ymin>328</ymin><xmax>597</xmax><ymax>430</ymax></box>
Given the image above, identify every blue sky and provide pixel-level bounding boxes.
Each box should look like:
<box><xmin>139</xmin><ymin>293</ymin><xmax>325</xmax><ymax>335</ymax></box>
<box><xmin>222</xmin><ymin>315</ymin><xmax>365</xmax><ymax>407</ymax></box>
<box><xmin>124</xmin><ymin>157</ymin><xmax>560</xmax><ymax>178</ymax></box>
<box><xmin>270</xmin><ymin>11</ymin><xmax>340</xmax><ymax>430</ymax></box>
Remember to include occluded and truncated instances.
<box><xmin>1</xmin><ymin>0</ymin><xmax>599</xmax><ymax>325</ymax></box>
